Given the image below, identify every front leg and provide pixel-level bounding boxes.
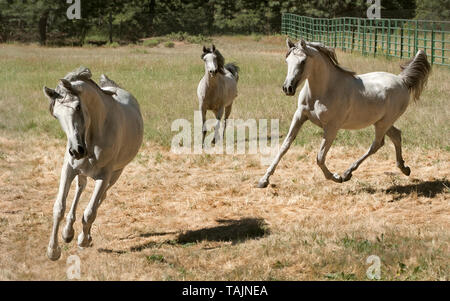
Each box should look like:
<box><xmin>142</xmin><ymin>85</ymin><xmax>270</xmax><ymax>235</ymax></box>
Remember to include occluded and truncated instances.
<box><xmin>212</xmin><ymin>107</ymin><xmax>224</xmax><ymax>145</ymax></box>
<box><xmin>62</xmin><ymin>175</ymin><xmax>86</xmax><ymax>243</ymax></box>
<box><xmin>257</xmin><ymin>109</ymin><xmax>307</xmax><ymax>188</ymax></box>
<box><xmin>47</xmin><ymin>159</ymin><xmax>77</xmax><ymax>260</ymax></box>
<box><xmin>77</xmin><ymin>173</ymin><xmax>111</xmax><ymax>248</ymax></box>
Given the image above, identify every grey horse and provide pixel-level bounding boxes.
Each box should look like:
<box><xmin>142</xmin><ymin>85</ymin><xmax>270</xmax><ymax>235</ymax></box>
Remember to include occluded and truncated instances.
<box><xmin>258</xmin><ymin>38</ymin><xmax>430</xmax><ymax>188</ymax></box>
<box><xmin>197</xmin><ymin>45</ymin><xmax>240</xmax><ymax>145</ymax></box>
<box><xmin>43</xmin><ymin>67</ymin><xmax>143</xmax><ymax>260</ymax></box>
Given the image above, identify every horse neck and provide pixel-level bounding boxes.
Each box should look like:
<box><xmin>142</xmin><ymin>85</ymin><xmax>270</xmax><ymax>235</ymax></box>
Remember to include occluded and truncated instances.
<box><xmin>82</xmin><ymin>83</ymin><xmax>108</xmax><ymax>139</ymax></box>
<box><xmin>203</xmin><ymin>69</ymin><xmax>221</xmax><ymax>89</ymax></box>
<box><xmin>306</xmin><ymin>54</ymin><xmax>340</xmax><ymax>98</ymax></box>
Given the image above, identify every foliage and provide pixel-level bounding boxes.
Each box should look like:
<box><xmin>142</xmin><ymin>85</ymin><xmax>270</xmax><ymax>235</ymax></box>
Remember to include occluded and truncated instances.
<box><xmin>0</xmin><ymin>0</ymin><xmax>424</xmax><ymax>45</ymax></box>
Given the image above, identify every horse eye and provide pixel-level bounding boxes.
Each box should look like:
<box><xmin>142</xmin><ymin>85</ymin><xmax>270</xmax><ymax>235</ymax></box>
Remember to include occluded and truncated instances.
<box><xmin>75</xmin><ymin>105</ymin><xmax>81</xmax><ymax>111</ymax></box>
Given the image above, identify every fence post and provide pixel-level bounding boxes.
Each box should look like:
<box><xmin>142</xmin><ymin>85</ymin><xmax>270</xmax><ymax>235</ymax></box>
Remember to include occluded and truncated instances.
<box><xmin>431</xmin><ymin>22</ymin><xmax>435</xmax><ymax>65</ymax></box>
<box><xmin>400</xmin><ymin>22</ymin><xmax>404</xmax><ymax>59</ymax></box>
<box><xmin>443</xmin><ymin>31</ymin><xmax>445</xmax><ymax>65</ymax></box>
<box><xmin>351</xmin><ymin>21</ymin><xmax>355</xmax><ymax>53</ymax></box>
<box><xmin>334</xmin><ymin>19</ymin><xmax>337</xmax><ymax>48</ymax></box>
<box><xmin>374</xmin><ymin>26</ymin><xmax>378</xmax><ymax>57</ymax></box>
<box><xmin>387</xmin><ymin>19</ymin><xmax>391</xmax><ymax>58</ymax></box>
<box><xmin>362</xmin><ymin>19</ymin><xmax>366</xmax><ymax>55</ymax></box>
<box><xmin>414</xmin><ymin>20</ymin><xmax>418</xmax><ymax>54</ymax></box>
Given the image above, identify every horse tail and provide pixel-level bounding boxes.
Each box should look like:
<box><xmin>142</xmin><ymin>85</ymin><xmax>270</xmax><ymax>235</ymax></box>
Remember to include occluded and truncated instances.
<box><xmin>399</xmin><ymin>50</ymin><xmax>431</xmax><ymax>101</ymax></box>
<box><xmin>99</xmin><ymin>74</ymin><xmax>120</xmax><ymax>88</ymax></box>
<box><xmin>225</xmin><ymin>63</ymin><xmax>240</xmax><ymax>82</ymax></box>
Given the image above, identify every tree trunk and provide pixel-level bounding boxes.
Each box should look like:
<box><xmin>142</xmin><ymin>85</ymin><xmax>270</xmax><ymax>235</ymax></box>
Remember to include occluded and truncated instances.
<box><xmin>147</xmin><ymin>0</ymin><xmax>156</xmax><ymax>36</ymax></box>
<box><xmin>109</xmin><ymin>11</ymin><xmax>113</xmax><ymax>43</ymax></box>
<box><xmin>38</xmin><ymin>9</ymin><xmax>49</xmax><ymax>46</ymax></box>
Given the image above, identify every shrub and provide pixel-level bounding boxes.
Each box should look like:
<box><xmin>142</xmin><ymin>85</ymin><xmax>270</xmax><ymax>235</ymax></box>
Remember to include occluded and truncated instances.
<box><xmin>143</xmin><ymin>38</ymin><xmax>160</xmax><ymax>47</ymax></box>
<box><xmin>107</xmin><ymin>42</ymin><xmax>120</xmax><ymax>48</ymax></box>
<box><xmin>186</xmin><ymin>34</ymin><xmax>212</xmax><ymax>44</ymax></box>
<box><xmin>164</xmin><ymin>41</ymin><xmax>175</xmax><ymax>48</ymax></box>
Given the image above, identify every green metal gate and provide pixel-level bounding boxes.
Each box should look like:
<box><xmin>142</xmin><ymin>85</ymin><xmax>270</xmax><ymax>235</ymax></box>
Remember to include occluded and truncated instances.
<box><xmin>282</xmin><ymin>13</ymin><xmax>450</xmax><ymax>67</ymax></box>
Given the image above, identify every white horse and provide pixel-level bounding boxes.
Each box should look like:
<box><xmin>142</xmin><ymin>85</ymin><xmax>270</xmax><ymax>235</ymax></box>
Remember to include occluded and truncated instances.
<box><xmin>198</xmin><ymin>45</ymin><xmax>239</xmax><ymax>145</ymax></box>
<box><xmin>43</xmin><ymin>67</ymin><xmax>143</xmax><ymax>260</ymax></box>
<box><xmin>258</xmin><ymin>38</ymin><xmax>430</xmax><ymax>188</ymax></box>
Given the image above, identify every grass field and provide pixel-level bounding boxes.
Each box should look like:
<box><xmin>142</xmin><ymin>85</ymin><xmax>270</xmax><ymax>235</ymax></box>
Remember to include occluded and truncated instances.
<box><xmin>0</xmin><ymin>36</ymin><xmax>449</xmax><ymax>280</ymax></box>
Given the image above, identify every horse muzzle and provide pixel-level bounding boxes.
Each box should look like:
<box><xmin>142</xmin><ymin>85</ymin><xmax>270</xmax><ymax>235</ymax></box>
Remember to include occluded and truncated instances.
<box><xmin>69</xmin><ymin>144</ymin><xmax>86</xmax><ymax>160</ymax></box>
<box><xmin>282</xmin><ymin>84</ymin><xmax>297</xmax><ymax>96</ymax></box>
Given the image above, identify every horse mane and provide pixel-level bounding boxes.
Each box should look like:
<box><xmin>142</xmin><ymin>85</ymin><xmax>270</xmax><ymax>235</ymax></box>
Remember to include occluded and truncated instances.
<box><xmin>49</xmin><ymin>67</ymin><xmax>111</xmax><ymax>114</ymax></box>
<box><xmin>307</xmin><ymin>42</ymin><xmax>356</xmax><ymax>76</ymax></box>
<box><xmin>286</xmin><ymin>42</ymin><xmax>356</xmax><ymax>77</ymax></box>
<box><xmin>62</xmin><ymin>66</ymin><xmax>106</xmax><ymax>91</ymax></box>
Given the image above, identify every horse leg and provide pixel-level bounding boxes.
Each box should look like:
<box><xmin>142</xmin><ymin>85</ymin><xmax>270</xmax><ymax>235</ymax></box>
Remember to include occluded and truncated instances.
<box><xmin>342</xmin><ymin>124</ymin><xmax>389</xmax><ymax>182</ymax></box>
<box><xmin>386</xmin><ymin>126</ymin><xmax>411</xmax><ymax>176</ymax></box>
<box><xmin>99</xmin><ymin>169</ymin><xmax>123</xmax><ymax>206</ymax></box>
<box><xmin>316</xmin><ymin>126</ymin><xmax>342</xmax><ymax>183</ymax></box>
<box><xmin>77</xmin><ymin>173</ymin><xmax>111</xmax><ymax>248</ymax></box>
<box><xmin>62</xmin><ymin>175</ymin><xmax>86</xmax><ymax>243</ymax></box>
<box><xmin>201</xmin><ymin>109</ymin><xmax>207</xmax><ymax>148</ymax></box>
<box><xmin>212</xmin><ymin>107</ymin><xmax>224</xmax><ymax>145</ymax></box>
<box><xmin>223</xmin><ymin>105</ymin><xmax>232</xmax><ymax>140</ymax></box>
<box><xmin>47</xmin><ymin>161</ymin><xmax>76</xmax><ymax>260</ymax></box>
<box><xmin>257</xmin><ymin>109</ymin><xmax>307</xmax><ymax>188</ymax></box>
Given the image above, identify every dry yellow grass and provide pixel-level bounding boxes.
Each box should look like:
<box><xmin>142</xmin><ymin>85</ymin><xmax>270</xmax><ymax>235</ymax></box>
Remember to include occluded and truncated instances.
<box><xmin>0</xmin><ymin>131</ymin><xmax>448</xmax><ymax>280</ymax></box>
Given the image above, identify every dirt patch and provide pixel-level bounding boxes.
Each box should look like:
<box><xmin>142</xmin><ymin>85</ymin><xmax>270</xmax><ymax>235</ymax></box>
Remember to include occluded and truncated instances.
<box><xmin>0</xmin><ymin>132</ymin><xmax>448</xmax><ymax>280</ymax></box>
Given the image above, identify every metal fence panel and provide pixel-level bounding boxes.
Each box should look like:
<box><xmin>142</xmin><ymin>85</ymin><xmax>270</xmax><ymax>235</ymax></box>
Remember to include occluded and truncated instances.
<box><xmin>282</xmin><ymin>13</ymin><xmax>450</xmax><ymax>67</ymax></box>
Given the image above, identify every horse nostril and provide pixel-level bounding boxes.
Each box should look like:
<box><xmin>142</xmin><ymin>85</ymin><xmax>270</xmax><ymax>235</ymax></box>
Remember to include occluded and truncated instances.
<box><xmin>288</xmin><ymin>86</ymin><xmax>293</xmax><ymax>94</ymax></box>
<box><xmin>69</xmin><ymin>149</ymin><xmax>74</xmax><ymax>156</ymax></box>
<box><xmin>78</xmin><ymin>146</ymin><xmax>85</xmax><ymax>156</ymax></box>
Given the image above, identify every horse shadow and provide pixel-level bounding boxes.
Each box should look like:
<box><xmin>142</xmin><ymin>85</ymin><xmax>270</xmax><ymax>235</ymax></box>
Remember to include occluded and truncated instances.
<box><xmin>384</xmin><ymin>179</ymin><xmax>449</xmax><ymax>201</ymax></box>
<box><xmin>98</xmin><ymin>217</ymin><xmax>269</xmax><ymax>254</ymax></box>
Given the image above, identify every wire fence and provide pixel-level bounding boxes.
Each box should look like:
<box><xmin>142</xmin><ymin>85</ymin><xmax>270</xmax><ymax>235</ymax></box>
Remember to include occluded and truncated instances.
<box><xmin>282</xmin><ymin>13</ymin><xmax>450</xmax><ymax>67</ymax></box>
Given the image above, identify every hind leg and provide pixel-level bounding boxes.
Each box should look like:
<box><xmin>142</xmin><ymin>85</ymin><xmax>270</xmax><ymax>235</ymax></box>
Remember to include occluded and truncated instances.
<box><xmin>342</xmin><ymin>124</ymin><xmax>389</xmax><ymax>182</ymax></box>
<box><xmin>386</xmin><ymin>126</ymin><xmax>411</xmax><ymax>176</ymax></box>
<box><xmin>316</xmin><ymin>126</ymin><xmax>342</xmax><ymax>183</ymax></box>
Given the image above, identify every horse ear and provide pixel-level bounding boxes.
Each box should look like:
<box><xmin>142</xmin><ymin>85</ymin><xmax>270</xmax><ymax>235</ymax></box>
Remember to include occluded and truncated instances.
<box><xmin>286</xmin><ymin>38</ymin><xmax>295</xmax><ymax>49</ymax></box>
<box><xmin>300</xmin><ymin>39</ymin><xmax>307</xmax><ymax>49</ymax></box>
<box><xmin>60</xmin><ymin>78</ymin><xmax>73</xmax><ymax>90</ymax></box>
<box><xmin>43</xmin><ymin>86</ymin><xmax>59</xmax><ymax>100</ymax></box>
<box><xmin>212</xmin><ymin>44</ymin><xmax>216</xmax><ymax>52</ymax></box>
<box><xmin>203</xmin><ymin>46</ymin><xmax>208</xmax><ymax>53</ymax></box>
<box><xmin>59</xmin><ymin>78</ymin><xmax>81</xmax><ymax>94</ymax></box>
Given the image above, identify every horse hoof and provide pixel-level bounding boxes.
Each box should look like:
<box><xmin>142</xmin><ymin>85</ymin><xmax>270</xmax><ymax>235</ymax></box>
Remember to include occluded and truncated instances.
<box><xmin>47</xmin><ymin>246</ymin><xmax>61</xmax><ymax>261</ymax></box>
<box><xmin>401</xmin><ymin>166</ymin><xmax>411</xmax><ymax>176</ymax></box>
<box><xmin>257</xmin><ymin>179</ymin><xmax>269</xmax><ymax>188</ymax></box>
<box><xmin>77</xmin><ymin>234</ymin><xmax>92</xmax><ymax>248</ymax></box>
<box><xmin>342</xmin><ymin>172</ymin><xmax>352</xmax><ymax>182</ymax></box>
<box><xmin>332</xmin><ymin>173</ymin><xmax>343</xmax><ymax>183</ymax></box>
<box><xmin>62</xmin><ymin>228</ymin><xmax>75</xmax><ymax>243</ymax></box>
